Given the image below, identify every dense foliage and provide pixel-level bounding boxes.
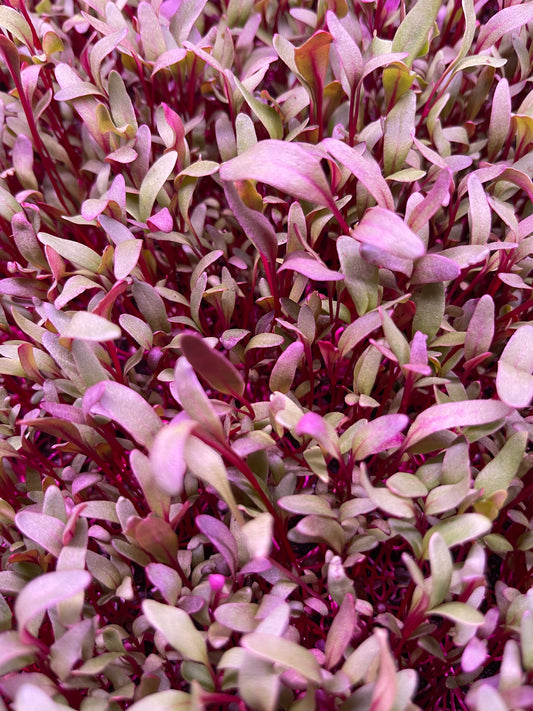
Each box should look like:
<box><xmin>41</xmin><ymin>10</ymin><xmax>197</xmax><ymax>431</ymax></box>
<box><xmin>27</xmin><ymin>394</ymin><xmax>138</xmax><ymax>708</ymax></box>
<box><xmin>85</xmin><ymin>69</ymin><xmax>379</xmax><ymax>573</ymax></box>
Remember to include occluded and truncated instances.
<box><xmin>0</xmin><ymin>0</ymin><xmax>533</xmax><ymax>709</ymax></box>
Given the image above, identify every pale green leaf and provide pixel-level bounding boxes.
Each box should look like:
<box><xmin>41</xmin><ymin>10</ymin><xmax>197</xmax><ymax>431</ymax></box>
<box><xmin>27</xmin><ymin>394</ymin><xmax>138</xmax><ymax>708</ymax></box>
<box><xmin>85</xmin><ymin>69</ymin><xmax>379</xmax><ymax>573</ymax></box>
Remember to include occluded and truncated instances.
<box><xmin>139</xmin><ymin>151</ymin><xmax>177</xmax><ymax>221</ymax></box>
<box><xmin>63</xmin><ymin>312</ymin><xmax>121</xmax><ymax>342</ymax></box>
<box><xmin>142</xmin><ymin>599</ymin><xmax>209</xmax><ymax>664</ymax></box>
<box><xmin>241</xmin><ymin>633</ymin><xmax>322</xmax><ymax>683</ymax></box>
<box><xmin>428</xmin><ymin>602</ymin><xmax>484</xmax><ymax>625</ymax></box>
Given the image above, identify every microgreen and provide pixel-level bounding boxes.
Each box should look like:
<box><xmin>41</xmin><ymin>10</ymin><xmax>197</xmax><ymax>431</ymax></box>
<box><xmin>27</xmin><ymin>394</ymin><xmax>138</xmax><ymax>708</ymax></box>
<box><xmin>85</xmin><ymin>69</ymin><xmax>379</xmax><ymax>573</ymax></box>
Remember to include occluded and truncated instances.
<box><xmin>0</xmin><ymin>1</ymin><xmax>533</xmax><ymax>710</ymax></box>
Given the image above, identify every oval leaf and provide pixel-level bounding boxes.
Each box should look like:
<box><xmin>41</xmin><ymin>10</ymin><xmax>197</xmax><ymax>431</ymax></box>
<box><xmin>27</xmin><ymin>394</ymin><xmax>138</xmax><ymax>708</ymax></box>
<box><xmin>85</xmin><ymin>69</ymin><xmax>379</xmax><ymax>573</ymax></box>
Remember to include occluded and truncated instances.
<box><xmin>142</xmin><ymin>599</ymin><xmax>208</xmax><ymax>665</ymax></box>
<box><xmin>496</xmin><ymin>325</ymin><xmax>533</xmax><ymax>408</ymax></box>
<box><xmin>83</xmin><ymin>381</ymin><xmax>162</xmax><ymax>448</ymax></box>
<box><xmin>220</xmin><ymin>140</ymin><xmax>335</xmax><ymax>209</ymax></box>
<box><xmin>405</xmin><ymin>400</ymin><xmax>512</xmax><ymax>449</ymax></box>
<box><xmin>180</xmin><ymin>333</ymin><xmax>245</xmax><ymax>397</ymax></box>
<box><xmin>139</xmin><ymin>151</ymin><xmax>177</xmax><ymax>221</ymax></box>
<box><xmin>241</xmin><ymin>632</ymin><xmax>322</xmax><ymax>683</ymax></box>
<box><xmin>15</xmin><ymin>570</ymin><xmax>91</xmax><ymax>635</ymax></box>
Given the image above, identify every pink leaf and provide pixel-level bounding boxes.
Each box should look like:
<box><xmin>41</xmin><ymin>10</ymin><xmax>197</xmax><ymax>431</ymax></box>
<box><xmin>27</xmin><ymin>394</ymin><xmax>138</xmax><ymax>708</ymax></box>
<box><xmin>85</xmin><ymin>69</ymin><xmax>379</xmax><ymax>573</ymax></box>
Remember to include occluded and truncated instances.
<box><xmin>322</xmin><ymin>138</ymin><xmax>394</xmax><ymax>210</ymax></box>
<box><xmin>467</xmin><ymin>174</ymin><xmax>491</xmax><ymax>245</ymax></box>
<box><xmin>196</xmin><ymin>515</ymin><xmax>238</xmax><ymax>576</ymax></box>
<box><xmin>405</xmin><ymin>400</ymin><xmax>513</xmax><ymax>450</ymax></box>
<box><xmin>269</xmin><ymin>341</ymin><xmax>305</xmax><ymax>394</ymax></box>
<box><xmin>338</xmin><ymin>309</ymin><xmax>382</xmax><ymax>357</ymax></box>
<box><xmin>325</xmin><ymin>593</ymin><xmax>356</xmax><ymax>669</ymax></box>
<box><xmin>410</xmin><ymin>254</ymin><xmax>460</xmax><ymax>284</ymax></box>
<box><xmin>15</xmin><ymin>570</ymin><xmax>91</xmax><ymax>636</ymax></box>
<box><xmin>83</xmin><ymin>381</ymin><xmax>162</xmax><ymax>448</ymax></box>
<box><xmin>352</xmin><ymin>414</ymin><xmax>409</xmax><ymax>460</ymax></box>
<box><xmin>477</xmin><ymin>3</ymin><xmax>533</xmax><ymax>51</ymax></box>
<box><xmin>278</xmin><ymin>250</ymin><xmax>343</xmax><ymax>281</ymax></box>
<box><xmin>496</xmin><ymin>325</ymin><xmax>533</xmax><ymax>408</ymax></box>
<box><xmin>220</xmin><ymin>140</ymin><xmax>335</xmax><ymax>209</ymax></box>
<box><xmin>370</xmin><ymin>629</ymin><xmax>397</xmax><ymax>711</ymax></box>
<box><xmin>351</xmin><ymin>207</ymin><xmax>425</xmax><ymax>261</ymax></box>
<box><xmin>149</xmin><ymin>421</ymin><xmax>196</xmax><ymax>496</ymax></box>
<box><xmin>295</xmin><ymin>412</ymin><xmax>339</xmax><ymax>457</ymax></box>
<box><xmin>406</xmin><ymin>169</ymin><xmax>452</xmax><ymax>234</ymax></box>
<box><xmin>465</xmin><ymin>295</ymin><xmax>495</xmax><ymax>361</ymax></box>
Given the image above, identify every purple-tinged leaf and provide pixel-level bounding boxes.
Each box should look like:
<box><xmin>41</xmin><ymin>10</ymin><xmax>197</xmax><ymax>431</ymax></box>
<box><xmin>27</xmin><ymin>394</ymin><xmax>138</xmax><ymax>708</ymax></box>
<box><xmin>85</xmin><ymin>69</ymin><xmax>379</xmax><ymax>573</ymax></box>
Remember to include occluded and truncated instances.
<box><xmin>15</xmin><ymin>512</ymin><xmax>64</xmax><ymax>558</ymax></box>
<box><xmin>325</xmin><ymin>593</ymin><xmax>356</xmax><ymax>669</ymax></box>
<box><xmin>405</xmin><ymin>400</ymin><xmax>512</xmax><ymax>450</ymax></box>
<box><xmin>278</xmin><ymin>495</ymin><xmax>334</xmax><ymax>518</ymax></box>
<box><xmin>391</xmin><ymin>0</ymin><xmax>440</xmax><ymax>68</ymax></box>
<box><xmin>149</xmin><ymin>421</ymin><xmax>196</xmax><ymax>497</ymax></box>
<box><xmin>467</xmin><ymin>174</ymin><xmax>491</xmax><ymax>245</ymax></box>
<box><xmin>370</xmin><ymin>629</ymin><xmax>397</xmax><ymax>711</ymax></box>
<box><xmin>130</xmin><ymin>450</ymin><xmax>170</xmax><ymax>520</ymax></box>
<box><xmin>147</xmin><ymin>207</ymin><xmax>173</xmax><ymax>233</ymax></box>
<box><xmin>360</xmin><ymin>52</ymin><xmax>410</xmax><ymax>83</ymax></box>
<box><xmin>83</xmin><ymin>381</ymin><xmax>162</xmax><ymax>448</ymax></box>
<box><xmin>0</xmin><ymin>278</ymin><xmax>47</xmax><ymax>299</ymax></box>
<box><xmin>464</xmin><ymin>295</ymin><xmax>495</xmax><ymax>361</ymax></box>
<box><xmin>295</xmin><ymin>412</ymin><xmax>339</xmax><ymax>457</ymax></box>
<box><xmin>15</xmin><ymin>570</ymin><xmax>91</xmax><ymax>636</ymax></box>
<box><xmin>89</xmin><ymin>28</ymin><xmax>128</xmax><ymax>91</ymax></box>
<box><xmin>326</xmin><ymin>12</ymin><xmax>363</xmax><ymax>90</ymax></box>
<box><xmin>278</xmin><ymin>250</ymin><xmax>343</xmax><ymax>281</ymax></box>
<box><xmin>171</xmin><ymin>358</ymin><xmax>224</xmax><ymax>438</ymax></box>
<box><xmin>411</xmin><ymin>254</ymin><xmax>460</xmax><ymax>284</ymax></box>
<box><xmin>406</xmin><ymin>169</ymin><xmax>452</xmax><ymax>235</ymax></box>
<box><xmin>224</xmin><ymin>182</ymin><xmax>277</xmax><ymax>265</ymax></box>
<box><xmin>0</xmin><ymin>6</ymin><xmax>34</xmax><ymax>47</ymax></box>
<box><xmin>351</xmin><ymin>207</ymin><xmax>425</xmax><ymax>261</ymax></box>
<box><xmin>462</xmin><ymin>637</ymin><xmax>488</xmax><ymax>673</ymax></box>
<box><xmin>196</xmin><ymin>515</ymin><xmax>238</xmax><ymax>576</ymax></box>
<box><xmin>38</xmin><ymin>232</ymin><xmax>101</xmax><ymax>271</ymax></box>
<box><xmin>151</xmin><ymin>48</ymin><xmax>188</xmax><ymax>77</ymax></box>
<box><xmin>496</xmin><ymin>325</ymin><xmax>533</xmax><ymax>408</ymax></box>
<box><xmin>220</xmin><ymin>140</ymin><xmax>335</xmax><ymax>209</ymax></box>
<box><xmin>338</xmin><ymin>309</ymin><xmax>382</xmax><ymax>357</ymax></box>
<box><xmin>169</xmin><ymin>0</ymin><xmax>208</xmax><ymax>45</ymax></box>
<box><xmin>241</xmin><ymin>512</ymin><xmax>274</xmax><ymax>559</ymax></box>
<box><xmin>360</xmin><ymin>244</ymin><xmax>413</xmax><ymax>276</ymax></box>
<box><xmin>477</xmin><ymin>2</ymin><xmax>533</xmax><ymax>51</ymax></box>
<box><xmin>138</xmin><ymin>2</ymin><xmax>166</xmax><ymax>61</ymax></box>
<box><xmin>322</xmin><ymin>138</ymin><xmax>394</xmax><ymax>210</ymax></box>
<box><xmin>0</xmin><ymin>631</ymin><xmax>37</xmax><ymax>676</ymax></box>
<box><xmin>488</xmin><ymin>78</ymin><xmax>511</xmax><ymax>161</ymax></box>
<box><xmin>145</xmin><ymin>564</ymin><xmax>181</xmax><ymax>607</ymax></box>
<box><xmin>180</xmin><ymin>333</ymin><xmax>245</xmax><ymax>397</ymax></box>
<box><xmin>142</xmin><ymin>599</ymin><xmax>209</xmax><ymax>664</ymax></box>
<box><xmin>269</xmin><ymin>341</ymin><xmax>304</xmax><ymax>394</ymax></box>
<box><xmin>352</xmin><ymin>414</ymin><xmax>409</xmax><ymax>460</ymax></box>
<box><xmin>132</xmin><ymin>279</ymin><xmax>171</xmax><ymax>333</ymax></box>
